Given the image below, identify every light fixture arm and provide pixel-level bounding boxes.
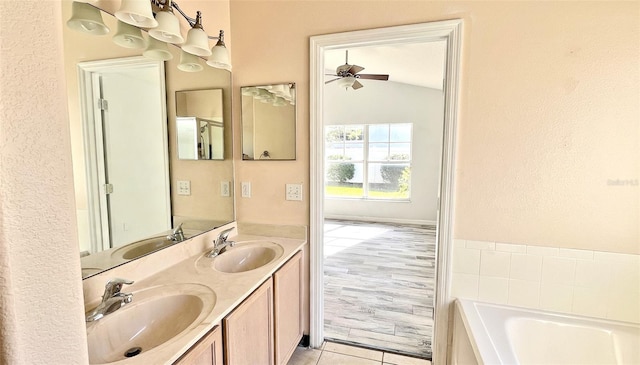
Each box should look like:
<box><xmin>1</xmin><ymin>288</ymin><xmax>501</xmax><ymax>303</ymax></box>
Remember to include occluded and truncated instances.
<box><xmin>209</xmin><ymin>30</ymin><xmax>224</xmax><ymax>41</ymax></box>
<box><xmin>171</xmin><ymin>1</ymin><xmax>198</xmax><ymax>28</ymax></box>
<box><xmin>151</xmin><ymin>0</ymin><xmax>199</xmax><ymax>28</ymax></box>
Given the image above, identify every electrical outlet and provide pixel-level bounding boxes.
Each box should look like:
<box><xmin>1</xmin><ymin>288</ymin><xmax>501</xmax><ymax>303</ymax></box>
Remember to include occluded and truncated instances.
<box><xmin>221</xmin><ymin>181</ymin><xmax>230</xmax><ymax>197</ymax></box>
<box><xmin>177</xmin><ymin>180</ymin><xmax>191</xmax><ymax>195</ymax></box>
<box><xmin>286</xmin><ymin>184</ymin><xmax>303</xmax><ymax>201</ymax></box>
<box><xmin>241</xmin><ymin>182</ymin><xmax>251</xmax><ymax>198</ymax></box>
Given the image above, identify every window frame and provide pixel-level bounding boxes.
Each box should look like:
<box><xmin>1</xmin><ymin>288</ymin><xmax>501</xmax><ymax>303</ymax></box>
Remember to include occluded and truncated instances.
<box><xmin>324</xmin><ymin>123</ymin><xmax>413</xmax><ymax>201</ymax></box>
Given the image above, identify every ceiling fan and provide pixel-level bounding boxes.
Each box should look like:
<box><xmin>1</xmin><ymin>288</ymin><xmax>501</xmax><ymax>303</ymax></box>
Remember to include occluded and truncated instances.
<box><xmin>325</xmin><ymin>50</ymin><xmax>389</xmax><ymax>90</ymax></box>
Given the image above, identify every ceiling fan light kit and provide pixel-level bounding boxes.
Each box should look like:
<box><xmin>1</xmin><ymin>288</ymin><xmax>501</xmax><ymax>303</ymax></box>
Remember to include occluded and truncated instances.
<box><xmin>326</xmin><ymin>50</ymin><xmax>389</xmax><ymax>90</ymax></box>
<box><xmin>337</xmin><ymin>76</ymin><xmax>356</xmax><ymax>89</ymax></box>
<box><xmin>67</xmin><ymin>0</ymin><xmax>231</xmax><ymax>71</ymax></box>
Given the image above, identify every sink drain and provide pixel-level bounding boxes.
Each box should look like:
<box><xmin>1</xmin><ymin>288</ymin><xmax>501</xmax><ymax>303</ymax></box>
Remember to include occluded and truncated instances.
<box><xmin>124</xmin><ymin>347</ymin><xmax>142</xmax><ymax>358</ymax></box>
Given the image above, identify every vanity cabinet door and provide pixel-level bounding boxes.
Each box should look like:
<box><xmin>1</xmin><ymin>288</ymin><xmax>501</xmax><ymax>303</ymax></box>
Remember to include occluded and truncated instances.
<box><xmin>274</xmin><ymin>251</ymin><xmax>303</xmax><ymax>365</ymax></box>
<box><xmin>224</xmin><ymin>277</ymin><xmax>274</xmax><ymax>365</ymax></box>
<box><xmin>174</xmin><ymin>325</ymin><xmax>223</xmax><ymax>365</ymax></box>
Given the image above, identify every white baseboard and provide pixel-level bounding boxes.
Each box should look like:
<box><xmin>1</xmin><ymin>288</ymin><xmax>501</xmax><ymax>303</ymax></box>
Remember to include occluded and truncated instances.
<box><xmin>324</xmin><ymin>214</ymin><xmax>436</xmax><ymax>226</ymax></box>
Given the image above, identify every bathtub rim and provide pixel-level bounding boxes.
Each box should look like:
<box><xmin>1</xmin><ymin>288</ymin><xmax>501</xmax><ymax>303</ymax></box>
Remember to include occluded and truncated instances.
<box><xmin>453</xmin><ymin>298</ymin><xmax>640</xmax><ymax>365</ymax></box>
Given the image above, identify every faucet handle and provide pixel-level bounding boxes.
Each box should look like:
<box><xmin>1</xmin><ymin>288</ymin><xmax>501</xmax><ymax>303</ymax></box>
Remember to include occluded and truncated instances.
<box><xmin>169</xmin><ymin>223</ymin><xmax>185</xmax><ymax>242</ymax></box>
<box><xmin>103</xmin><ymin>278</ymin><xmax>134</xmax><ymax>300</ymax></box>
<box><xmin>218</xmin><ymin>227</ymin><xmax>234</xmax><ymax>242</ymax></box>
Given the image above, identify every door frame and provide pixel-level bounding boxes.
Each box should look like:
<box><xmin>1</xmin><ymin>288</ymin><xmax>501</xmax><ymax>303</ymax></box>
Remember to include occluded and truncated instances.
<box><xmin>309</xmin><ymin>20</ymin><xmax>462</xmax><ymax>364</ymax></box>
<box><xmin>77</xmin><ymin>56</ymin><xmax>169</xmax><ymax>253</ymax></box>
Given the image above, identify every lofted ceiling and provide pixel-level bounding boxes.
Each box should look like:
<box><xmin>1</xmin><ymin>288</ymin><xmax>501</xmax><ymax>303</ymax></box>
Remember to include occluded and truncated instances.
<box><xmin>324</xmin><ymin>41</ymin><xmax>447</xmax><ymax>90</ymax></box>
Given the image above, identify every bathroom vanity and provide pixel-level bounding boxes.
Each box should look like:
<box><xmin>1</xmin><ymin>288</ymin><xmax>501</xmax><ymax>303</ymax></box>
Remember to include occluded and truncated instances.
<box><xmin>82</xmin><ymin>223</ymin><xmax>306</xmax><ymax>365</ymax></box>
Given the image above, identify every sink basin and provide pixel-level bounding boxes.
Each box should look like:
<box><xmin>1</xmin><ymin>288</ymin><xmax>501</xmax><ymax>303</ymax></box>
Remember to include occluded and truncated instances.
<box><xmin>81</xmin><ymin>267</ymin><xmax>103</xmax><ymax>278</ymax></box>
<box><xmin>211</xmin><ymin>241</ymin><xmax>284</xmax><ymax>273</ymax></box>
<box><xmin>111</xmin><ymin>236</ymin><xmax>175</xmax><ymax>260</ymax></box>
<box><xmin>86</xmin><ymin>283</ymin><xmax>215</xmax><ymax>364</ymax></box>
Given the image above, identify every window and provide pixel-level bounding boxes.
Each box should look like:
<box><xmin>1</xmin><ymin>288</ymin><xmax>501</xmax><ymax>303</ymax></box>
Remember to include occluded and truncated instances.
<box><xmin>325</xmin><ymin>123</ymin><xmax>412</xmax><ymax>200</ymax></box>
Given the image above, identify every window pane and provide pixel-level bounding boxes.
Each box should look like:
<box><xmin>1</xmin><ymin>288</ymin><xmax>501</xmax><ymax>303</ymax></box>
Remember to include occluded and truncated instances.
<box><xmin>325</xmin><ymin>143</ymin><xmax>344</xmax><ymax>160</ymax></box>
<box><xmin>369</xmin><ymin>124</ymin><xmax>389</xmax><ymax>142</ymax></box>
<box><xmin>368</xmin><ymin>143</ymin><xmax>389</xmax><ymax>161</ymax></box>
<box><xmin>390</xmin><ymin>123</ymin><xmax>412</xmax><ymax>142</ymax></box>
<box><xmin>344</xmin><ymin>143</ymin><xmax>364</xmax><ymax>161</ymax></box>
<box><xmin>344</xmin><ymin>126</ymin><xmax>364</xmax><ymax>141</ymax></box>
<box><xmin>367</xmin><ymin>163</ymin><xmax>411</xmax><ymax>199</ymax></box>
<box><xmin>389</xmin><ymin>143</ymin><xmax>411</xmax><ymax>160</ymax></box>
<box><xmin>325</xmin><ymin>162</ymin><xmax>363</xmax><ymax>198</ymax></box>
<box><xmin>325</xmin><ymin>126</ymin><xmax>344</xmax><ymax>142</ymax></box>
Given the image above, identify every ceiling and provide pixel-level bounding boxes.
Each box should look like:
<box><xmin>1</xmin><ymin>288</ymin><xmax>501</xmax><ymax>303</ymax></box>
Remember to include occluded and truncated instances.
<box><xmin>324</xmin><ymin>41</ymin><xmax>447</xmax><ymax>90</ymax></box>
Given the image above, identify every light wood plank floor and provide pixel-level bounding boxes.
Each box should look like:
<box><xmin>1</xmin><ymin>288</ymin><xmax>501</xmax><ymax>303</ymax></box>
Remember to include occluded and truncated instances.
<box><xmin>323</xmin><ymin>220</ymin><xmax>435</xmax><ymax>359</ymax></box>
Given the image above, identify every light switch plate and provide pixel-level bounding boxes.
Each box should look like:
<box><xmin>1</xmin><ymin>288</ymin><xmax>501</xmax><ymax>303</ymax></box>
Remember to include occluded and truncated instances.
<box><xmin>241</xmin><ymin>182</ymin><xmax>251</xmax><ymax>198</ymax></box>
<box><xmin>177</xmin><ymin>180</ymin><xmax>191</xmax><ymax>195</ymax></box>
<box><xmin>286</xmin><ymin>184</ymin><xmax>303</xmax><ymax>201</ymax></box>
<box><xmin>221</xmin><ymin>181</ymin><xmax>230</xmax><ymax>197</ymax></box>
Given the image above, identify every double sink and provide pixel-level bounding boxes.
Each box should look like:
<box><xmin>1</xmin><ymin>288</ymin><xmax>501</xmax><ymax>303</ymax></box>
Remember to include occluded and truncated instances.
<box><xmin>86</xmin><ymin>240</ymin><xmax>284</xmax><ymax>364</ymax></box>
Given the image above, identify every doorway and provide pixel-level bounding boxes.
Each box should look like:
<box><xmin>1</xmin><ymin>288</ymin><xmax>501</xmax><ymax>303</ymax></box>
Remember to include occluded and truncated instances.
<box><xmin>77</xmin><ymin>57</ymin><xmax>171</xmax><ymax>253</ymax></box>
<box><xmin>310</xmin><ymin>20</ymin><xmax>462</xmax><ymax>365</ymax></box>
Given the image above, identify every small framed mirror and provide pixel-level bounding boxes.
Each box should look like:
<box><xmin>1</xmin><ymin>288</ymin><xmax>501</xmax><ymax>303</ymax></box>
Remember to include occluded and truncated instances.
<box><xmin>241</xmin><ymin>83</ymin><xmax>296</xmax><ymax>160</ymax></box>
<box><xmin>176</xmin><ymin>89</ymin><xmax>225</xmax><ymax>160</ymax></box>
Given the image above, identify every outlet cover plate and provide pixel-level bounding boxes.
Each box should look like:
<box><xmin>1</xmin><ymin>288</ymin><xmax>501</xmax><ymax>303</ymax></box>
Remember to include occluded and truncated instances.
<box><xmin>221</xmin><ymin>181</ymin><xmax>230</xmax><ymax>197</ymax></box>
<box><xmin>241</xmin><ymin>182</ymin><xmax>251</xmax><ymax>198</ymax></box>
<box><xmin>177</xmin><ymin>180</ymin><xmax>191</xmax><ymax>196</ymax></box>
<box><xmin>286</xmin><ymin>184</ymin><xmax>303</xmax><ymax>201</ymax></box>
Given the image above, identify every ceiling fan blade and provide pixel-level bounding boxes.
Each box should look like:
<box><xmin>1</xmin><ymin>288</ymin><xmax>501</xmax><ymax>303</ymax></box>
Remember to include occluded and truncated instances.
<box><xmin>348</xmin><ymin>65</ymin><xmax>365</xmax><ymax>74</ymax></box>
<box><xmin>325</xmin><ymin>78</ymin><xmax>340</xmax><ymax>84</ymax></box>
<box><xmin>357</xmin><ymin>74</ymin><xmax>389</xmax><ymax>81</ymax></box>
<box><xmin>336</xmin><ymin>64</ymin><xmax>351</xmax><ymax>74</ymax></box>
<box><xmin>352</xmin><ymin>80</ymin><xmax>364</xmax><ymax>90</ymax></box>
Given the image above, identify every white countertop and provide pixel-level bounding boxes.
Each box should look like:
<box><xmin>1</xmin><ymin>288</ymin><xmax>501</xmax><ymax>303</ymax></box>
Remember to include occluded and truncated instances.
<box><xmin>83</xmin><ymin>223</ymin><xmax>307</xmax><ymax>364</ymax></box>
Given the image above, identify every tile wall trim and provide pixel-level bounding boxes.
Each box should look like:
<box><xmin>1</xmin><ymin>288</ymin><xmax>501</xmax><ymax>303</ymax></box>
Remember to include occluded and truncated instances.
<box><xmin>451</xmin><ymin>239</ymin><xmax>640</xmax><ymax>323</ymax></box>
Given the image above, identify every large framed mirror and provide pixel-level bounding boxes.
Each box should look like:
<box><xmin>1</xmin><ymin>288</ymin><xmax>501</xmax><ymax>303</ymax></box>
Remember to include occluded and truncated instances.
<box><xmin>241</xmin><ymin>83</ymin><xmax>296</xmax><ymax>160</ymax></box>
<box><xmin>61</xmin><ymin>2</ymin><xmax>234</xmax><ymax>279</ymax></box>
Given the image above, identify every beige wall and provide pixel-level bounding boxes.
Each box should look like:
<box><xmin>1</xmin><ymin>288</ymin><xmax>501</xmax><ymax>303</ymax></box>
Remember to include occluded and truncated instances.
<box><xmin>230</xmin><ymin>1</ymin><xmax>639</xmax><ymax>254</ymax></box>
<box><xmin>253</xmin><ymin>101</ymin><xmax>296</xmax><ymax>159</ymax></box>
<box><xmin>0</xmin><ymin>1</ymin><xmax>88</xmax><ymax>363</ymax></box>
<box><xmin>0</xmin><ymin>0</ymin><xmax>637</xmax><ymax>362</ymax></box>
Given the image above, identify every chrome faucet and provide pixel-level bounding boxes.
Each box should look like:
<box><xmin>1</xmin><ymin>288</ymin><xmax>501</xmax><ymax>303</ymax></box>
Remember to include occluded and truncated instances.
<box><xmin>206</xmin><ymin>227</ymin><xmax>236</xmax><ymax>258</ymax></box>
<box><xmin>86</xmin><ymin>278</ymin><xmax>134</xmax><ymax>322</ymax></box>
<box><xmin>167</xmin><ymin>223</ymin><xmax>185</xmax><ymax>243</ymax></box>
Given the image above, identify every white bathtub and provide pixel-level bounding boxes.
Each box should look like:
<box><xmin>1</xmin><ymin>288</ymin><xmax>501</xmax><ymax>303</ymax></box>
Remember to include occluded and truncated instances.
<box><xmin>451</xmin><ymin>299</ymin><xmax>640</xmax><ymax>365</ymax></box>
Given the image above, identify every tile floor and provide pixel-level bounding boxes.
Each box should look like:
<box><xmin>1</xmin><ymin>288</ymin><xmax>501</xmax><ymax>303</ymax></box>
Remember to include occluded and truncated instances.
<box><xmin>323</xmin><ymin>220</ymin><xmax>436</xmax><ymax>358</ymax></box>
<box><xmin>288</xmin><ymin>341</ymin><xmax>432</xmax><ymax>365</ymax></box>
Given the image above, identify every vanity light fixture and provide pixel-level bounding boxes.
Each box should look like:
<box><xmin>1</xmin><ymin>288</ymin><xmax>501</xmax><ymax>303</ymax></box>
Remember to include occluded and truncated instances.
<box><xmin>206</xmin><ymin>30</ymin><xmax>231</xmax><ymax>70</ymax></box>
<box><xmin>148</xmin><ymin>0</ymin><xmax>184</xmax><ymax>44</ymax></box>
<box><xmin>112</xmin><ymin>20</ymin><xmax>147</xmax><ymax>49</ymax></box>
<box><xmin>272</xmin><ymin>97</ymin><xmax>287</xmax><ymax>107</ymax></box>
<box><xmin>182</xmin><ymin>12</ymin><xmax>211</xmax><ymax>56</ymax></box>
<box><xmin>143</xmin><ymin>36</ymin><xmax>173</xmax><ymax>60</ymax></box>
<box><xmin>68</xmin><ymin>1</ymin><xmax>232</xmax><ymax>70</ymax></box>
<box><xmin>67</xmin><ymin>1</ymin><xmax>110</xmax><ymax>35</ymax></box>
<box><xmin>177</xmin><ymin>50</ymin><xmax>203</xmax><ymax>72</ymax></box>
<box><xmin>243</xmin><ymin>84</ymin><xmax>295</xmax><ymax>107</ymax></box>
<box><xmin>115</xmin><ymin>0</ymin><xmax>158</xmax><ymax>28</ymax></box>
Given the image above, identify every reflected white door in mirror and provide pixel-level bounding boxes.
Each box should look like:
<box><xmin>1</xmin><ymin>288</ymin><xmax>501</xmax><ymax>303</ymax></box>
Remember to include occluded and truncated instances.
<box><xmin>77</xmin><ymin>57</ymin><xmax>171</xmax><ymax>275</ymax></box>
